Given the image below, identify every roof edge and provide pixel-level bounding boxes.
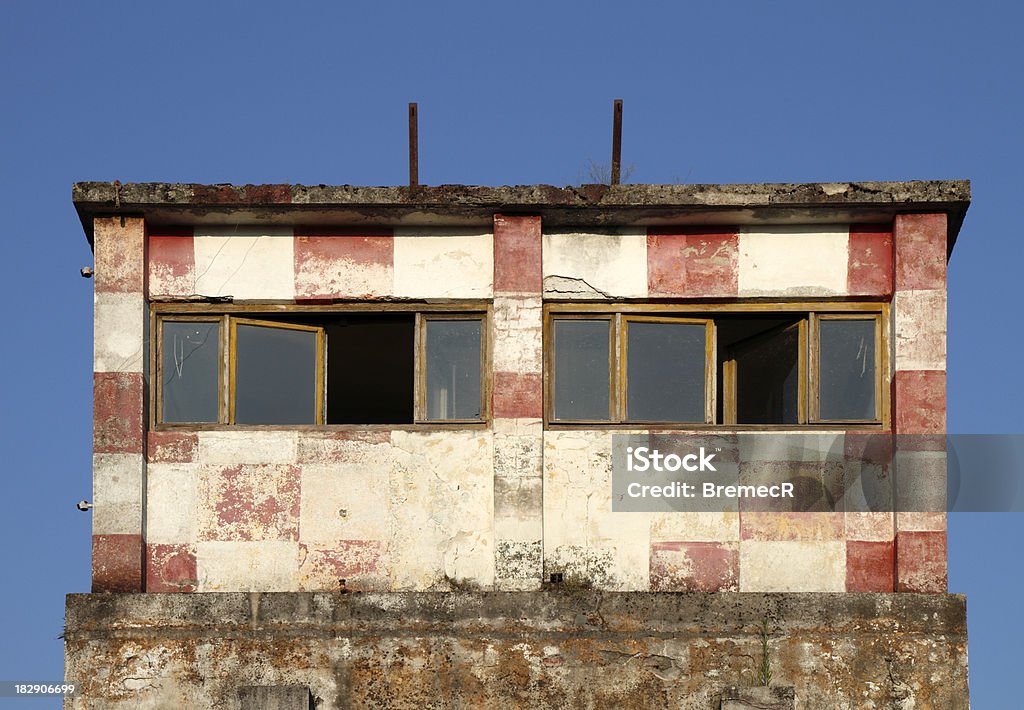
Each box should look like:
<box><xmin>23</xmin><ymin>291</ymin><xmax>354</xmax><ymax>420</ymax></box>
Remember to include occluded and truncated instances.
<box><xmin>72</xmin><ymin>179</ymin><xmax>971</xmax><ymax>252</ymax></box>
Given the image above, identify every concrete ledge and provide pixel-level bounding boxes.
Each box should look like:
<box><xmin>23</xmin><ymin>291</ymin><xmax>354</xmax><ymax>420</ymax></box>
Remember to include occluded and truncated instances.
<box><xmin>72</xmin><ymin>180</ymin><xmax>970</xmax><ymax>248</ymax></box>
<box><xmin>65</xmin><ymin>590</ymin><xmax>966</xmax><ymax>637</ymax></box>
<box><xmin>64</xmin><ymin>591</ymin><xmax>968</xmax><ymax>709</ymax></box>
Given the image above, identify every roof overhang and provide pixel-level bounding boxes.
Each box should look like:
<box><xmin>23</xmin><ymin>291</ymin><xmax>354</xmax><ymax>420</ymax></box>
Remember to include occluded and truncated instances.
<box><xmin>73</xmin><ymin>179</ymin><xmax>971</xmax><ymax>256</ymax></box>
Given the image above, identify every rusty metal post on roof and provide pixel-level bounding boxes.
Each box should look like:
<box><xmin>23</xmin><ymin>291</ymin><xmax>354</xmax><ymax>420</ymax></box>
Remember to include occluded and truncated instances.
<box><xmin>408</xmin><ymin>103</ymin><xmax>419</xmax><ymax>189</ymax></box>
<box><xmin>611</xmin><ymin>99</ymin><xmax>623</xmax><ymax>185</ymax></box>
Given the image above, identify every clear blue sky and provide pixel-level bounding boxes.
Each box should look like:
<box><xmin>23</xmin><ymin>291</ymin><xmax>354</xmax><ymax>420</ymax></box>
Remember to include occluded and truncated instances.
<box><xmin>1</xmin><ymin>0</ymin><xmax>1021</xmax><ymax>705</ymax></box>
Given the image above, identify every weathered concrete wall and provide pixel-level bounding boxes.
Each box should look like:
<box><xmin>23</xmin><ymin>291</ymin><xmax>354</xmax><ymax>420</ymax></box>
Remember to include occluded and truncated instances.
<box><xmin>546</xmin><ymin>225</ymin><xmax>894</xmax><ymax>300</ymax></box>
<box><xmin>892</xmin><ymin>214</ymin><xmax>947</xmax><ymax>592</ymax></box>
<box><xmin>146</xmin><ymin>430</ymin><xmax>494</xmax><ymax>593</ymax></box>
<box><xmin>64</xmin><ymin>591</ymin><xmax>969</xmax><ymax>709</ymax></box>
<box><xmin>542</xmin><ymin>431</ymin><xmax>904</xmax><ymax>593</ymax></box>
<box><xmin>492</xmin><ymin>215</ymin><xmax>545</xmax><ymax>590</ymax></box>
<box><xmin>148</xmin><ymin>226</ymin><xmax>493</xmax><ymax>300</ymax></box>
<box><xmin>118</xmin><ymin>216</ymin><xmax>945</xmax><ymax>594</ymax></box>
<box><xmin>92</xmin><ymin>216</ymin><xmax>147</xmax><ymax>593</ymax></box>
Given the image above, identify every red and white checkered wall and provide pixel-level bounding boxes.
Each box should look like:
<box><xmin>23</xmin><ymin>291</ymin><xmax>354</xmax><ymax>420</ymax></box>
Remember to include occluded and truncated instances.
<box><xmin>91</xmin><ymin>215</ymin><xmax>945</xmax><ymax>593</ymax></box>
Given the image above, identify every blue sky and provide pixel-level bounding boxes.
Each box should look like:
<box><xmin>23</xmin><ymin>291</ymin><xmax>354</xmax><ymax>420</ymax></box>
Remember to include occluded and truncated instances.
<box><xmin>1</xmin><ymin>0</ymin><xmax>1021</xmax><ymax>705</ymax></box>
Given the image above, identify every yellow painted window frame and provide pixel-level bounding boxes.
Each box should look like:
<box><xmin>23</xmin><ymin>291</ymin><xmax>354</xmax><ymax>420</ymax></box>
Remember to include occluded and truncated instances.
<box><xmin>228</xmin><ymin>317</ymin><xmax>325</xmax><ymax>426</ymax></box>
<box><xmin>547</xmin><ymin>314</ymin><xmax>616</xmax><ymax>424</ymax></box>
<box><xmin>809</xmin><ymin>312</ymin><xmax>886</xmax><ymax>425</ymax></box>
<box><xmin>151</xmin><ymin>305</ymin><xmax>491</xmax><ymax>429</ymax></box>
<box><xmin>547</xmin><ymin>313</ymin><xmax>716</xmax><ymax>425</ymax></box>
<box><xmin>415</xmin><ymin>313</ymin><xmax>490</xmax><ymax>424</ymax></box>
<box><xmin>544</xmin><ymin>302</ymin><xmax>890</xmax><ymax>430</ymax></box>
<box><xmin>156</xmin><ymin>315</ymin><xmax>226</xmax><ymax>425</ymax></box>
<box><xmin>620</xmin><ymin>315</ymin><xmax>716</xmax><ymax>425</ymax></box>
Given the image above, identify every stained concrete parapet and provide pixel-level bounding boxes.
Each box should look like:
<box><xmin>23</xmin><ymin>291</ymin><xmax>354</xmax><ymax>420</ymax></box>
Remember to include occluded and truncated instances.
<box><xmin>72</xmin><ymin>180</ymin><xmax>970</xmax><ymax>246</ymax></box>
<box><xmin>64</xmin><ymin>591</ymin><xmax>968</xmax><ymax>709</ymax></box>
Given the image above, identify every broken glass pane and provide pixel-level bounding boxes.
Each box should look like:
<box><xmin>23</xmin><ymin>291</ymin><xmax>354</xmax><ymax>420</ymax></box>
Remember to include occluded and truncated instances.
<box><xmin>553</xmin><ymin>320</ymin><xmax>610</xmax><ymax>420</ymax></box>
<box><xmin>819</xmin><ymin>319</ymin><xmax>876</xmax><ymax>420</ymax></box>
<box><xmin>627</xmin><ymin>321</ymin><xmax>706</xmax><ymax>422</ymax></box>
<box><xmin>162</xmin><ymin>321</ymin><xmax>220</xmax><ymax>423</ymax></box>
<box><xmin>425</xmin><ymin>319</ymin><xmax>482</xmax><ymax>420</ymax></box>
<box><xmin>235</xmin><ymin>323</ymin><xmax>318</xmax><ymax>424</ymax></box>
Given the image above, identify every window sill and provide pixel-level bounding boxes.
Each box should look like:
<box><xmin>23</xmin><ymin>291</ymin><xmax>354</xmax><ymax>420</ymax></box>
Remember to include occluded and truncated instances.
<box><xmin>544</xmin><ymin>422</ymin><xmax>887</xmax><ymax>432</ymax></box>
<box><xmin>151</xmin><ymin>421</ymin><xmax>491</xmax><ymax>432</ymax></box>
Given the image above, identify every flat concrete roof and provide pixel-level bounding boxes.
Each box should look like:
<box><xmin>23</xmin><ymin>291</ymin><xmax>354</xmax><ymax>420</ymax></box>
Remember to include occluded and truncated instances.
<box><xmin>73</xmin><ymin>179</ymin><xmax>970</xmax><ymax>252</ymax></box>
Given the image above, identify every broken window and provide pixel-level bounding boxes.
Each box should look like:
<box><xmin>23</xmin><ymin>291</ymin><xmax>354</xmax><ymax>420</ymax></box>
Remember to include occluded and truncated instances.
<box><xmin>156</xmin><ymin>310</ymin><xmax>486</xmax><ymax>426</ymax></box>
<box><xmin>721</xmin><ymin>318</ymin><xmax>804</xmax><ymax>425</ymax></box>
<box><xmin>549</xmin><ymin>308</ymin><xmax>884</xmax><ymax>426</ymax></box>
<box><xmin>161</xmin><ymin>320</ymin><xmax>221</xmax><ymax>424</ymax></box>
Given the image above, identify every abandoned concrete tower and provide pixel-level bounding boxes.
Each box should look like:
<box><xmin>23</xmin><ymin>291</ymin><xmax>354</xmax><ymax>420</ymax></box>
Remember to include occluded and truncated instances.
<box><xmin>66</xmin><ymin>180</ymin><xmax>970</xmax><ymax>708</ymax></box>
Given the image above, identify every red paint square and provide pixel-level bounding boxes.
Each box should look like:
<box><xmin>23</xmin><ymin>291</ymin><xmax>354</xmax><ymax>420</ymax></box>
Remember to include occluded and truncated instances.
<box><xmin>293</xmin><ymin>227</ymin><xmax>394</xmax><ymax>300</ymax></box>
<box><xmin>494</xmin><ymin>215</ymin><xmax>542</xmax><ymax>293</ymax></box>
<box><xmin>847</xmin><ymin>225</ymin><xmax>892</xmax><ymax>296</ymax></box>
<box><xmin>147</xmin><ymin>431</ymin><xmax>198</xmax><ymax>464</ymax></box>
<box><xmin>896</xmin><ymin>531</ymin><xmax>947</xmax><ymax>593</ymax></box>
<box><xmin>148</xmin><ymin>226</ymin><xmax>195</xmax><ymax>298</ymax></box>
<box><xmin>846</xmin><ymin>540</ymin><xmax>894</xmax><ymax>591</ymax></box>
<box><xmin>493</xmin><ymin>371</ymin><xmax>542</xmax><ymax>419</ymax></box>
<box><xmin>92</xmin><ymin>534</ymin><xmax>143</xmax><ymax>593</ymax></box>
<box><xmin>894</xmin><ymin>371</ymin><xmax>946</xmax><ymax>435</ymax></box>
<box><xmin>894</xmin><ymin>213</ymin><xmax>947</xmax><ymax>291</ymax></box>
<box><xmin>94</xmin><ymin>217</ymin><xmax>146</xmax><ymax>293</ymax></box>
<box><xmin>650</xmin><ymin>541</ymin><xmax>738</xmax><ymax>592</ymax></box>
<box><xmin>146</xmin><ymin>544</ymin><xmax>198</xmax><ymax>593</ymax></box>
<box><xmin>94</xmin><ymin>372</ymin><xmax>145</xmax><ymax>454</ymax></box>
<box><xmin>200</xmin><ymin>464</ymin><xmax>301</xmax><ymax>542</ymax></box>
<box><xmin>647</xmin><ymin>229</ymin><xmax>739</xmax><ymax>298</ymax></box>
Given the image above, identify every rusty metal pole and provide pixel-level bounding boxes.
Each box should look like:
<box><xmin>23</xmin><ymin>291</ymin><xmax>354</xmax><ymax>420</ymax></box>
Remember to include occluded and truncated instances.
<box><xmin>409</xmin><ymin>103</ymin><xmax>419</xmax><ymax>189</ymax></box>
<box><xmin>611</xmin><ymin>99</ymin><xmax>623</xmax><ymax>185</ymax></box>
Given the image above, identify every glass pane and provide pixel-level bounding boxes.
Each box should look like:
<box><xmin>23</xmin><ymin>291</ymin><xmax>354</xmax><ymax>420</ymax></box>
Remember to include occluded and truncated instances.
<box><xmin>734</xmin><ymin>323</ymin><xmax>800</xmax><ymax>424</ymax></box>
<box><xmin>235</xmin><ymin>323</ymin><xmax>318</xmax><ymax>424</ymax></box>
<box><xmin>553</xmin><ymin>320</ymin><xmax>610</xmax><ymax>421</ymax></box>
<box><xmin>819</xmin><ymin>319</ymin><xmax>876</xmax><ymax>420</ymax></box>
<box><xmin>627</xmin><ymin>321</ymin><xmax>706</xmax><ymax>422</ymax></box>
<box><xmin>162</xmin><ymin>321</ymin><xmax>220</xmax><ymax>423</ymax></box>
<box><xmin>426</xmin><ymin>320</ymin><xmax>482</xmax><ymax>420</ymax></box>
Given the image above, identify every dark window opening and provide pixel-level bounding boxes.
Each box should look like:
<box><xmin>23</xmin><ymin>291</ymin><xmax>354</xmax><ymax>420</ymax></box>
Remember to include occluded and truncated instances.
<box><xmin>327</xmin><ymin>314</ymin><xmax>415</xmax><ymax>424</ymax></box>
<box><xmin>718</xmin><ymin>317</ymin><xmax>802</xmax><ymax>425</ymax></box>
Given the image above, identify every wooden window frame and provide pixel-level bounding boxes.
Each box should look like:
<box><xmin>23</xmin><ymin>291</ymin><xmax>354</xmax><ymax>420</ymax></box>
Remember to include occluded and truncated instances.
<box><xmin>546</xmin><ymin>313</ymin><xmax>715</xmax><ymax>426</ymax></box>
<box><xmin>228</xmin><ymin>317</ymin><xmax>325</xmax><ymax>426</ymax></box>
<box><xmin>544</xmin><ymin>302</ymin><xmax>890</xmax><ymax>430</ymax></box>
<box><xmin>809</xmin><ymin>312</ymin><xmax>886</xmax><ymax>426</ymax></box>
<box><xmin>155</xmin><ymin>315</ymin><xmax>226</xmax><ymax>425</ymax></box>
<box><xmin>151</xmin><ymin>303</ymin><xmax>491</xmax><ymax>430</ymax></box>
<box><xmin>547</xmin><ymin>314</ymin><xmax>616</xmax><ymax>424</ymax></box>
<box><xmin>619</xmin><ymin>315</ymin><xmax>716</xmax><ymax>425</ymax></box>
<box><xmin>416</xmin><ymin>313</ymin><xmax>491</xmax><ymax>424</ymax></box>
